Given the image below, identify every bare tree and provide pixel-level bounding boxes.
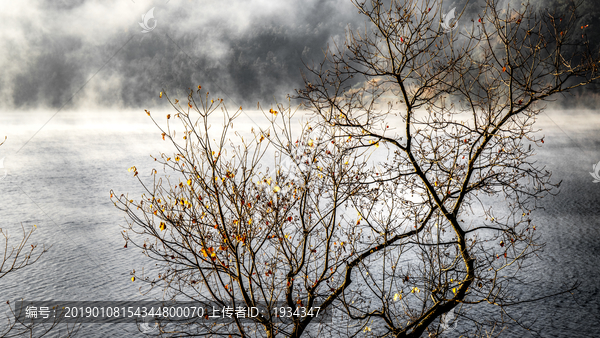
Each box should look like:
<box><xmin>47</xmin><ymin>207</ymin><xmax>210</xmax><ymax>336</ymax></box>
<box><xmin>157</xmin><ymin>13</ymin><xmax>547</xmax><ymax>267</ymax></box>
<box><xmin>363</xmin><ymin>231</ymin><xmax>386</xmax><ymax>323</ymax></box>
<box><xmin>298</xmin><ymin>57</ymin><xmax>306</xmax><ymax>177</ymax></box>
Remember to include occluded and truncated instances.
<box><xmin>296</xmin><ymin>0</ymin><xmax>600</xmax><ymax>336</ymax></box>
<box><xmin>113</xmin><ymin>93</ymin><xmax>366</xmax><ymax>337</ymax></box>
<box><xmin>113</xmin><ymin>0</ymin><xmax>599</xmax><ymax>337</ymax></box>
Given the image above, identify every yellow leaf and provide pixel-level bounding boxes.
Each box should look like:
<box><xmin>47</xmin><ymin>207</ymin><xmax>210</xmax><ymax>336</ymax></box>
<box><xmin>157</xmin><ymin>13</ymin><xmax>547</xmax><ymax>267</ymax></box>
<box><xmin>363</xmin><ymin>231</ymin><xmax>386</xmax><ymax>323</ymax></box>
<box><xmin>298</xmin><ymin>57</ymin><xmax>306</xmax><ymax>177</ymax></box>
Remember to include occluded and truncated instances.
<box><xmin>393</xmin><ymin>293</ymin><xmax>402</xmax><ymax>301</ymax></box>
<box><xmin>452</xmin><ymin>287</ymin><xmax>456</xmax><ymax>294</ymax></box>
<box><xmin>187</xmin><ymin>179</ymin><xmax>192</xmax><ymax>186</ymax></box>
<box><xmin>131</xmin><ymin>276</ymin><xmax>135</xmax><ymax>282</ymax></box>
<box><xmin>273</xmin><ymin>186</ymin><xmax>281</xmax><ymax>193</ymax></box>
<box><xmin>159</xmin><ymin>92</ymin><xmax>163</xmax><ymax>98</ymax></box>
<box><xmin>159</xmin><ymin>222</ymin><xmax>166</xmax><ymax>231</ymax></box>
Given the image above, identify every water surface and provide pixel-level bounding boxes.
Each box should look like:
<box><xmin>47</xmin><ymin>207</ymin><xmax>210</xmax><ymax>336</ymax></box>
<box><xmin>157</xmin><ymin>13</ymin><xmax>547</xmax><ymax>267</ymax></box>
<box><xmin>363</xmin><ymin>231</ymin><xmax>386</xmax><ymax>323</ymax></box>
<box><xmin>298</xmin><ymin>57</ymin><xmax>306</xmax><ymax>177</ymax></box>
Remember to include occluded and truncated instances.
<box><xmin>0</xmin><ymin>109</ymin><xmax>598</xmax><ymax>337</ymax></box>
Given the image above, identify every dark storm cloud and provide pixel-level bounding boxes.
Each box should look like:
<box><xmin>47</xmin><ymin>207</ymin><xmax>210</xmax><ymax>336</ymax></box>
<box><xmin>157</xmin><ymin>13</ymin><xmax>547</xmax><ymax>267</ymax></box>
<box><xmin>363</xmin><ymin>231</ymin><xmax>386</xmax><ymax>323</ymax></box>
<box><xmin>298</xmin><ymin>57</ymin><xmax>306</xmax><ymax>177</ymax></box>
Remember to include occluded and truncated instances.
<box><xmin>2</xmin><ymin>0</ymin><xmax>598</xmax><ymax>110</ymax></box>
<box><xmin>0</xmin><ymin>0</ymin><xmax>361</xmax><ymax>110</ymax></box>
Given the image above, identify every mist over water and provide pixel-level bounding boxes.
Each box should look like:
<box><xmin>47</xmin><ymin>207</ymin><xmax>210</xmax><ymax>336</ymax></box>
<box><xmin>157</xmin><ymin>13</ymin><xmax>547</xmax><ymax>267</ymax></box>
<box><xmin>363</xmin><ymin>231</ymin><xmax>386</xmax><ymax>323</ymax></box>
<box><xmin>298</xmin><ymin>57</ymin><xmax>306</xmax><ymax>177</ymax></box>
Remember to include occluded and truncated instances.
<box><xmin>0</xmin><ymin>108</ymin><xmax>598</xmax><ymax>337</ymax></box>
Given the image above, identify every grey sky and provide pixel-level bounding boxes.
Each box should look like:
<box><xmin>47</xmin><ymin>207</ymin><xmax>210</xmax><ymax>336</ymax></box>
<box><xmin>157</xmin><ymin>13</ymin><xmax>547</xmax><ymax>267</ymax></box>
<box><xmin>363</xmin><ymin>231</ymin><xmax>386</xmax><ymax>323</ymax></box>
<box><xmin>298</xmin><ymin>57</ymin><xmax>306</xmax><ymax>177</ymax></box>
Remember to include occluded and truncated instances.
<box><xmin>0</xmin><ymin>0</ymin><xmax>362</xmax><ymax>110</ymax></box>
<box><xmin>2</xmin><ymin>0</ymin><xmax>596</xmax><ymax>111</ymax></box>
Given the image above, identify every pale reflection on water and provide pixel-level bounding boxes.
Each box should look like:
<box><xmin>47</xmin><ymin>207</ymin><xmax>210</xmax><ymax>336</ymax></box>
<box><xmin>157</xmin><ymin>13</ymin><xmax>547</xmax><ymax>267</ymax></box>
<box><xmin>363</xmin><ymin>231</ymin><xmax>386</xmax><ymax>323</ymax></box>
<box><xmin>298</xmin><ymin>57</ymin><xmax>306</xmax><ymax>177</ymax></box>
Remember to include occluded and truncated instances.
<box><xmin>0</xmin><ymin>109</ymin><xmax>598</xmax><ymax>337</ymax></box>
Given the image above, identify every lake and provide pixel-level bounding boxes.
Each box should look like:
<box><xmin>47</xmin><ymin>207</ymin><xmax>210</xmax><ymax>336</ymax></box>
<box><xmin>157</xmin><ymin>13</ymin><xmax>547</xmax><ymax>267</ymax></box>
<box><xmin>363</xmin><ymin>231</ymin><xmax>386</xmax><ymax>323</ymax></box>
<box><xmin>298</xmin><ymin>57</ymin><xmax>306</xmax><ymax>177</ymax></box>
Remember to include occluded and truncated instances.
<box><xmin>0</xmin><ymin>109</ymin><xmax>598</xmax><ymax>337</ymax></box>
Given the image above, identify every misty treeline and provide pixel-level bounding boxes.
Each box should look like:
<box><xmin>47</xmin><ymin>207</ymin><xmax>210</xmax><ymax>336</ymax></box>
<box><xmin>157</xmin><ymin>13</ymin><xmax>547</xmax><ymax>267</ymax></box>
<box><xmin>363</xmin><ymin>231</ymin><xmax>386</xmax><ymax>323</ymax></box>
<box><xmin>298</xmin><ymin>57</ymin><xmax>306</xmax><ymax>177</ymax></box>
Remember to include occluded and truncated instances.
<box><xmin>5</xmin><ymin>0</ymin><xmax>600</xmax><ymax>110</ymax></box>
<box><xmin>112</xmin><ymin>0</ymin><xmax>599</xmax><ymax>337</ymax></box>
<box><xmin>454</xmin><ymin>0</ymin><xmax>600</xmax><ymax>104</ymax></box>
